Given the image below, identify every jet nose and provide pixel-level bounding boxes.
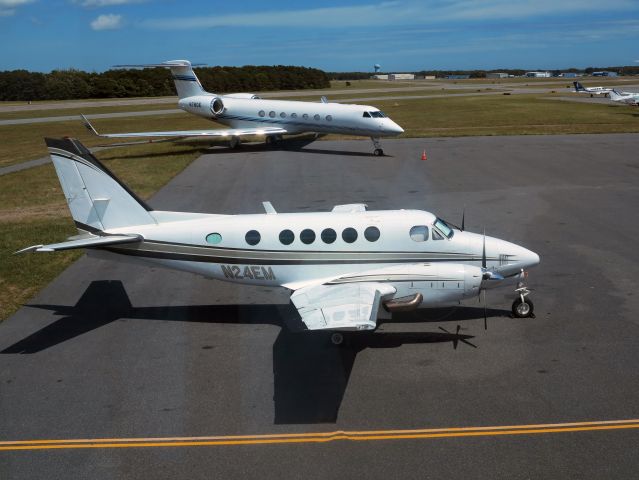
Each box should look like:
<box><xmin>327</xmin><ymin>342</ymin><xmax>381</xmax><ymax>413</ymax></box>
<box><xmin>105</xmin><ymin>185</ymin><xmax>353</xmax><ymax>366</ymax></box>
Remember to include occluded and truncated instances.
<box><xmin>519</xmin><ymin>246</ymin><xmax>540</xmax><ymax>269</ymax></box>
<box><xmin>385</xmin><ymin>119</ymin><xmax>404</xmax><ymax>135</ymax></box>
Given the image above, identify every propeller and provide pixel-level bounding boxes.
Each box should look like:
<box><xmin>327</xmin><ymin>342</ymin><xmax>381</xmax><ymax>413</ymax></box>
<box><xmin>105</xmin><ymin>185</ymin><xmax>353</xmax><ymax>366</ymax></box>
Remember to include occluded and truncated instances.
<box><xmin>461</xmin><ymin>206</ymin><xmax>465</xmax><ymax>231</ymax></box>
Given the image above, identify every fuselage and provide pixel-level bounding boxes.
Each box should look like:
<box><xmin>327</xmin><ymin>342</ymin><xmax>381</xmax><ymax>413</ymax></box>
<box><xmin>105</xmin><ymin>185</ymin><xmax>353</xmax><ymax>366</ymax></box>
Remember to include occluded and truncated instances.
<box><xmin>92</xmin><ymin>208</ymin><xmax>539</xmax><ymax>306</ymax></box>
<box><xmin>178</xmin><ymin>95</ymin><xmax>404</xmax><ymax>137</ymax></box>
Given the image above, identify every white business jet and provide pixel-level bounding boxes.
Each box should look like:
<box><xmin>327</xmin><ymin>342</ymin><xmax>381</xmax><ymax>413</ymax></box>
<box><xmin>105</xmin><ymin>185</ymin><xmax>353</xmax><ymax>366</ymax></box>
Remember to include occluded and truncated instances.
<box><xmin>572</xmin><ymin>81</ymin><xmax>613</xmax><ymax>97</ymax></box>
<box><xmin>609</xmin><ymin>89</ymin><xmax>639</xmax><ymax>106</ymax></box>
<box><xmin>18</xmin><ymin>138</ymin><xmax>540</xmax><ymax>344</ymax></box>
<box><xmin>82</xmin><ymin>60</ymin><xmax>404</xmax><ymax>156</ymax></box>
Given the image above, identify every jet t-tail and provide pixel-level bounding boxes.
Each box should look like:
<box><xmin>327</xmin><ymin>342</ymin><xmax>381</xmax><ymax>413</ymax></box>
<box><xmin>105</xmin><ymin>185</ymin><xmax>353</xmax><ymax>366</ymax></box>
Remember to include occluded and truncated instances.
<box><xmin>18</xmin><ymin>138</ymin><xmax>540</xmax><ymax>344</ymax></box>
<box><xmin>82</xmin><ymin>60</ymin><xmax>404</xmax><ymax>156</ymax></box>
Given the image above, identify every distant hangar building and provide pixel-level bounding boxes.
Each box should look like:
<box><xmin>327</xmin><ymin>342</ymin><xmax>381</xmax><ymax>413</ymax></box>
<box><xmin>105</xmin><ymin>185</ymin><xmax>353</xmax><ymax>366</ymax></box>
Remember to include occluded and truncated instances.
<box><xmin>525</xmin><ymin>71</ymin><xmax>551</xmax><ymax>78</ymax></box>
<box><xmin>373</xmin><ymin>73</ymin><xmax>415</xmax><ymax>80</ymax></box>
<box><xmin>487</xmin><ymin>72</ymin><xmax>509</xmax><ymax>78</ymax></box>
<box><xmin>592</xmin><ymin>71</ymin><xmax>618</xmax><ymax>77</ymax></box>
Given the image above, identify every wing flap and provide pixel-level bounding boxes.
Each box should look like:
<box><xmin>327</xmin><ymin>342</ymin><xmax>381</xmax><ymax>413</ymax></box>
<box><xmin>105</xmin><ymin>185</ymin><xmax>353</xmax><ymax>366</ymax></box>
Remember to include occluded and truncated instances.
<box><xmin>291</xmin><ymin>282</ymin><xmax>395</xmax><ymax>331</ymax></box>
<box><xmin>16</xmin><ymin>234</ymin><xmax>142</xmax><ymax>254</ymax></box>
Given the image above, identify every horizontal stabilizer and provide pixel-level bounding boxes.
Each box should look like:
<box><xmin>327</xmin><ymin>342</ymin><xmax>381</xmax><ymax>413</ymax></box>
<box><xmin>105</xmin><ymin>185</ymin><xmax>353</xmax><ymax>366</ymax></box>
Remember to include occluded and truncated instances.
<box><xmin>16</xmin><ymin>234</ymin><xmax>142</xmax><ymax>254</ymax></box>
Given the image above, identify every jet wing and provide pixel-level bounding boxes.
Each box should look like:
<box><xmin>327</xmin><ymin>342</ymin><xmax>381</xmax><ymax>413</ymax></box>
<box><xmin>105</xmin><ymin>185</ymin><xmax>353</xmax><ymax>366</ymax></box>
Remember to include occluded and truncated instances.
<box><xmin>290</xmin><ymin>282</ymin><xmax>396</xmax><ymax>331</ymax></box>
<box><xmin>82</xmin><ymin>115</ymin><xmax>287</xmax><ymax>139</ymax></box>
<box><xmin>15</xmin><ymin>234</ymin><xmax>142</xmax><ymax>254</ymax></box>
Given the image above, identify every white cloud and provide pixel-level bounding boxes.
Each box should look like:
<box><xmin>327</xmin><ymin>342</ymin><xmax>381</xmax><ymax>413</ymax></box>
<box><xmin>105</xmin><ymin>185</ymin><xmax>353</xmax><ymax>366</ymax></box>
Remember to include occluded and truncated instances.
<box><xmin>0</xmin><ymin>0</ymin><xmax>34</xmax><ymax>16</ymax></box>
<box><xmin>90</xmin><ymin>13</ymin><xmax>123</xmax><ymax>30</ymax></box>
<box><xmin>141</xmin><ymin>0</ymin><xmax>639</xmax><ymax>30</ymax></box>
<box><xmin>77</xmin><ymin>0</ymin><xmax>144</xmax><ymax>6</ymax></box>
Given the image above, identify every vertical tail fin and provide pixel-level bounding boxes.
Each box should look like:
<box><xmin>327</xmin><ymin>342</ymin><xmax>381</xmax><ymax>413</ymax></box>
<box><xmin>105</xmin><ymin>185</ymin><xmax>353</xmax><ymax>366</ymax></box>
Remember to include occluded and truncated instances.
<box><xmin>113</xmin><ymin>60</ymin><xmax>207</xmax><ymax>99</ymax></box>
<box><xmin>573</xmin><ymin>81</ymin><xmax>585</xmax><ymax>91</ymax></box>
<box><xmin>45</xmin><ymin>138</ymin><xmax>156</xmax><ymax>233</ymax></box>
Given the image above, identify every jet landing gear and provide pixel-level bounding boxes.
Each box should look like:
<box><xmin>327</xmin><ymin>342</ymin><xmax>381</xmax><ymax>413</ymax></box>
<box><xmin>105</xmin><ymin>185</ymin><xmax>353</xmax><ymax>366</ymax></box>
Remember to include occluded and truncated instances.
<box><xmin>371</xmin><ymin>137</ymin><xmax>384</xmax><ymax>156</ymax></box>
<box><xmin>512</xmin><ymin>272</ymin><xmax>535</xmax><ymax>318</ymax></box>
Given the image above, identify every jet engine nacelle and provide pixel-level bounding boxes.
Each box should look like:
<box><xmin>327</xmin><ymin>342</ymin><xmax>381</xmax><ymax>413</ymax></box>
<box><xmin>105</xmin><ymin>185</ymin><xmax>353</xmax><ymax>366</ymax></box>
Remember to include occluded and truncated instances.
<box><xmin>177</xmin><ymin>95</ymin><xmax>225</xmax><ymax>118</ymax></box>
<box><xmin>209</xmin><ymin>96</ymin><xmax>225</xmax><ymax>117</ymax></box>
<box><xmin>224</xmin><ymin>93</ymin><xmax>261</xmax><ymax>100</ymax></box>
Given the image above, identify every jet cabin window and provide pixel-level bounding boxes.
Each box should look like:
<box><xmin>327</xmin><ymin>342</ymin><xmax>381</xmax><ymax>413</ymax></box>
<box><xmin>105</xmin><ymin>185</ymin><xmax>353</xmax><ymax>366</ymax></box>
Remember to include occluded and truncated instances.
<box><xmin>433</xmin><ymin>218</ymin><xmax>454</xmax><ymax>239</ymax></box>
<box><xmin>410</xmin><ymin>226</ymin><xmax>429</xmax><ymax>242</ymax></box>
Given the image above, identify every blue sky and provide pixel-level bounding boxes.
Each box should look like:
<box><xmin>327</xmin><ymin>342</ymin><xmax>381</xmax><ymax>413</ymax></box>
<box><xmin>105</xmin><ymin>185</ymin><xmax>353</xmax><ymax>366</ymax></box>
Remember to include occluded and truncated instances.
<box><xmin>1</xmin><ymin>0</ymin><xmax>639</xmax><ymax>72</ymax></box>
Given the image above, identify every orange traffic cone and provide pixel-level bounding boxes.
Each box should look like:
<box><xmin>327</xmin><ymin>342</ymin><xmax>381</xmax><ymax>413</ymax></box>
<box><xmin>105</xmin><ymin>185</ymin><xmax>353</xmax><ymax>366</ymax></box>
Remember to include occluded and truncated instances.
<box><xmin>421</xmin><ymin>149</ymin><xmax>427</xmax><ymax>161</ymax></box>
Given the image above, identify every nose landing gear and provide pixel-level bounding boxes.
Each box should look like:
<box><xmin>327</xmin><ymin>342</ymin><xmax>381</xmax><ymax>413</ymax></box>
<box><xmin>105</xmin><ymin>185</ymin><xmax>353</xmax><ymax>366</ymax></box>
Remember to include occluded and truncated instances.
<box><xmin>371</xmin><ymin>137</ymin><xmax>384</xmax><ymax>156</ymax></box>
<box><xmin>512</xmin><ymin>271</ymin><xmax>535</xmax><ymax>318</ymax></box>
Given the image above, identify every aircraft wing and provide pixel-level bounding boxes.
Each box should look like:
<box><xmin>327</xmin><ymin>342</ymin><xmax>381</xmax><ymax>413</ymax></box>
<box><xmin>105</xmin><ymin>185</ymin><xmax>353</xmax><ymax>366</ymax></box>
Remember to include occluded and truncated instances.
<box><xmin>15</xmin><ymin>234</ymin><xmax>142</xmax><ymax>254</ymax></box>
<box><xmin>81</xmin><ymin>114</ymin><xmax>287</xmax><ymax>139</ymax></box>
<box><xmin>290</xmin><ymin>282</ymin><xmax>396</xmax><ymax>331</ymax></box>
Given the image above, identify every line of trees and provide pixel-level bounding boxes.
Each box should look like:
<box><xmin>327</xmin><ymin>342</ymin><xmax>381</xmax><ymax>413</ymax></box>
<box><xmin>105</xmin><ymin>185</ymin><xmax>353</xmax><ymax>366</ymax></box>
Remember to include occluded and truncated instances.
<box><xmin>0</xmin><ymin>65</ymin><xmax>330</xmax><ymax>101</ymax></box>
<box><xmin>328</xmin><ymin>66</ymin><xmax>639</xmax><ymax>80</ymax></box>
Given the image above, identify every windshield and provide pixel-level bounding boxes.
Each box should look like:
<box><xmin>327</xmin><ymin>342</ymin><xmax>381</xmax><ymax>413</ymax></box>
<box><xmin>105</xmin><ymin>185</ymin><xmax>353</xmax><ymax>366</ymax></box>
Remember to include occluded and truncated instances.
<box><xmin>434</xmin><ymin>217</ymin><xmax>454</xmax><ymax>239</ymax></box>
<box><xmin>369</xmin><ymin>111</ymin><xmax>386</xmax><ymax>118</ymax></box>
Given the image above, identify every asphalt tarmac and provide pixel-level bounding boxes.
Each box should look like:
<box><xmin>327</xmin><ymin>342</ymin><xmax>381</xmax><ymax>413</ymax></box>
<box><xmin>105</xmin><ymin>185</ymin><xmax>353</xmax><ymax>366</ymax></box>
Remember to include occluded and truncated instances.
<box><xmin>1</xmin><ymin>135</ymin><xmax>638</xmax><ymax>479</ymax></box>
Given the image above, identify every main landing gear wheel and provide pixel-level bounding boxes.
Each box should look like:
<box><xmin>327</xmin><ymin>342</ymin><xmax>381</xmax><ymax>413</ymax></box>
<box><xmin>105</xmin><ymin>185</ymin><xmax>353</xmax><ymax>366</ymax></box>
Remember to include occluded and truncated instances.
<box><xmin>512</xmin><ymin>298</ymin><xmax>534</xmax><ymax>318</ymax></box>
<box><xmin>330</xmin><ymin>332</ymin><xmax>344</xmax><ymax>345</ymax></box>
<box><xmin>229</xmin><ymin>136</ymin><xmax>241</xmax><ymax>149</ymax></box>
<box><xmin>373</xmin><ymin>148</ymin><xmax>384</xmax><ymax>156</ymax></box>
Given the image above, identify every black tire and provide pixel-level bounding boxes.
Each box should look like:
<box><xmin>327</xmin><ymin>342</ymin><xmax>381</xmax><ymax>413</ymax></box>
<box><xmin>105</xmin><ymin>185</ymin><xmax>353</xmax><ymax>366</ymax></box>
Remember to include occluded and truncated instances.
<box><xmin>373</xmin><ymin>148</ymin><xmax>384</xmax><ymax>156</ymax></box>
<box><xmin>512</xmin><ymin>298</ymin><xmax>534</xmax><ymax>318</ymax></box>
<box><xmin>330</xmin><ymin>332</ymin><xmax>344</xmax><ymax>345</ymax></box>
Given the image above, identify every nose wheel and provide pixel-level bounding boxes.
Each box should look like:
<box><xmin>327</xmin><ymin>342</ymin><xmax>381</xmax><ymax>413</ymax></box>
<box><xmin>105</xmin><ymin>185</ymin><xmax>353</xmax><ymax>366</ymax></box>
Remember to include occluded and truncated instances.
<box><xmin>512</xmin><ymin>277</ymin><xmax>535</xmax><ymax>318</ymax></box>
<box><xmin>371</xmin><ymin>137</ymin><xmax>384</xmax><ymax>156</ymax></box>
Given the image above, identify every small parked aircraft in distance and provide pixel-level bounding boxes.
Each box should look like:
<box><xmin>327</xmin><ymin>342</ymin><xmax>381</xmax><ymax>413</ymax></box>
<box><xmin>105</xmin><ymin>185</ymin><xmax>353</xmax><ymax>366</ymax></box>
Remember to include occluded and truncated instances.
<box><xmin>572</xmin><ymin>81</ymin><xmax>613</xmax><ymax>97</ymax></box>
<box><xmin>18</xmin><ymin>138</ymin><xmax>540</xmax><ymax>344</ymax></box>
<box><xmin>81</xmin><ymin>60</ymin><xmax>404</xmax><ymax>156</ymax></box>
<box><xmin>609</xmin><ymin>89</ymin><xmax>639</xmax><ymax>106</ymax></box>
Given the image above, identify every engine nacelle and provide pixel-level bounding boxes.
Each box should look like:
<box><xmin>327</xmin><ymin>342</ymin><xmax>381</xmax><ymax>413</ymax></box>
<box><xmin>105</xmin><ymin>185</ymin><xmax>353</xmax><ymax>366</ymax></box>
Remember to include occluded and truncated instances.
<box><xmin>210</xmin><ymin>97</ymin><xmax>225</xmax><ymax>117</ymax></box>
<box><xmin>341</xmin><ymin>263</ymin><xmax>483</xmax><ymax>311</ymax></box>
<box><xmin>224</xmin><ymin>93</ymin><xmax>261</xmax><ymax>100</ymax></box>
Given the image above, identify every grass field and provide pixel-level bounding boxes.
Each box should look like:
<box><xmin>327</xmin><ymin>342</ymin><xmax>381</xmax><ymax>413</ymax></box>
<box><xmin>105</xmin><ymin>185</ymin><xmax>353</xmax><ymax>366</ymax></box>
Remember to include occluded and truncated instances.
<box><xmin>1</xmin><ymin>89</ymin><xmax>638</xmax><ymax>322</ymax></box>
<box><xmin>0</xmin><ymin>102</ymin><xmax>178</xmax><ymax>121</ymax></box>
<box><xmin>0</xmin><ymin>142</ymin><xmax>207</xmax><ymax>320</ymax></box>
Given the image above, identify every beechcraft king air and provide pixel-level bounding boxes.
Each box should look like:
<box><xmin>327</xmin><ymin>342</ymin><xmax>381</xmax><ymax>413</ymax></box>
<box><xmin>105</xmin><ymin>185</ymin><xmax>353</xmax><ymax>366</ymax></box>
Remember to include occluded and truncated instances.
<box><xmin>82</xmin><ymin>60</ymin><xmax>403</xmax><ymax>156</ymax></box>
<box><xmin>19</xmin><ymin>139</ymin><xmax>540</xmax><ymax>344</ymax></box>
<box><xmin>572</xmin><ymin>81</ymin><xmax>613</xmax><ymax>97</ymax></box>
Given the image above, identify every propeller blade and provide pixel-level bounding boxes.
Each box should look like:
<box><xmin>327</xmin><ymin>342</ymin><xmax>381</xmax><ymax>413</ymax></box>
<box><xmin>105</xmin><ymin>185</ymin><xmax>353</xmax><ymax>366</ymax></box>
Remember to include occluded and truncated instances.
<box><xmin>461</xmin><ymin>207</ymin><xmax>465</xmax><ymax>231</ymax></box>
<box><xmin>483</xmin><ymin>290</ymin><xmax>487</xmax><ymax>330</ymax></box>
<box><xmin>482</xmin><ymin>229</ymin><xmax>487</xmax><ymax>269</ymax></box>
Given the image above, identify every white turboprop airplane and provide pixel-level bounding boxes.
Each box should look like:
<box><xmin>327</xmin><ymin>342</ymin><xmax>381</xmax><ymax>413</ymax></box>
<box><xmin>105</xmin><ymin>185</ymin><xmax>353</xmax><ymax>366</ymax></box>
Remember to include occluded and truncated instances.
<box><xmin>18</xmin><ymin>138</ymin><xmax>540</xmax><ymax>344</ymax></box>
<box><xmin>609</xmin><ymin>89</ymin><xmax>639</xmax><ymax>105</ymax></box>
<box><xmin>572</xmin><ymin>81</ymin><xmax>613</xmax><ymax>97</ymax></box>
<box><xmin>81</xmin><ymin>60</ymin><xmax>404</xmax><ymax>156</ymax></box>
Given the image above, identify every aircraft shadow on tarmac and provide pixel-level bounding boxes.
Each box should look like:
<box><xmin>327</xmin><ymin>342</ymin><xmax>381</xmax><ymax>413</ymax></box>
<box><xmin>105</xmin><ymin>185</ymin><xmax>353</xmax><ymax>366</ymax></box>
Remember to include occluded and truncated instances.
<box><xmin>2</xmin><ymin>280</ymin><xmax>506</xmax><ymax>424</ymax></box>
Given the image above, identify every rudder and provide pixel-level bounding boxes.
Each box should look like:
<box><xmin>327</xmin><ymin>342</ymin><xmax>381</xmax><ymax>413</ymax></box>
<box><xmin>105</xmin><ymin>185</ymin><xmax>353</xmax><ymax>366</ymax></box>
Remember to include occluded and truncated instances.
<box><xmin>45</xmin><ymin>138</ymin><xmax>156</xmax><ymax>233</ymax></box>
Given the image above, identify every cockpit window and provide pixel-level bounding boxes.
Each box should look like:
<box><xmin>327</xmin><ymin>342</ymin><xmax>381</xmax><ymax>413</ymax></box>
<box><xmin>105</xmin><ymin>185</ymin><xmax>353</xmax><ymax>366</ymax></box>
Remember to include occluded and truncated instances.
<box><xmin>433</xmin><ymin>217</ymin><xmax>454</xmax><ymax>239</ymax></box>
<box><xmin>363</xmin><ymin>112</ymin><xmax>371</xmax><ymax>118</ymax></box>
<box><xmin>370</xmin><ymin>111</ymin><xmax>386</xmax><ymax>118</ymax></box>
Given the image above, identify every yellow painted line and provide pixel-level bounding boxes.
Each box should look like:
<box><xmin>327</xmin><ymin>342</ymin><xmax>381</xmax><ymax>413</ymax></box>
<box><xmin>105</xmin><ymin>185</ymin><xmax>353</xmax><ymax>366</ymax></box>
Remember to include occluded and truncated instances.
<box><xmin>1</xmin><ymin>419</ymin><xmax>637</xmax><ymax>451</ymax></box>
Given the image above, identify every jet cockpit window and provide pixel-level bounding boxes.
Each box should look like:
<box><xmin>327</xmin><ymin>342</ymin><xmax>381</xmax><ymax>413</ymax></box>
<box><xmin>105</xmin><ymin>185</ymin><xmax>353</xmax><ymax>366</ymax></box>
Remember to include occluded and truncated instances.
<box><xmin>410</xmin><ymin>225</ymin><xmax>429</xmax><ymax>242</ymax></box>
<box><xmin>363</xmin><ymin>112</ymin><xmax>371</xmax><ymax>118</ymax></box>
<box><xmin>433</xmin><ymin>218</ymin><xmax>454</xmax><ymax>239</ymax></box>
<box><xmin>370</xmin><ymin>111</ymin><xmax>385</xmax><ymax>118</ymax></box>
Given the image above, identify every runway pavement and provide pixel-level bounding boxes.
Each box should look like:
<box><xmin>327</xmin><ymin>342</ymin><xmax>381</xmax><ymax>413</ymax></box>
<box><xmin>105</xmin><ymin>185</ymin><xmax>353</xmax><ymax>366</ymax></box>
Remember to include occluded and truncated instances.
<box><xmin>1</xmin><ymin>135</ymin><xmax>638</xmax><ymax>478</ymax></box>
